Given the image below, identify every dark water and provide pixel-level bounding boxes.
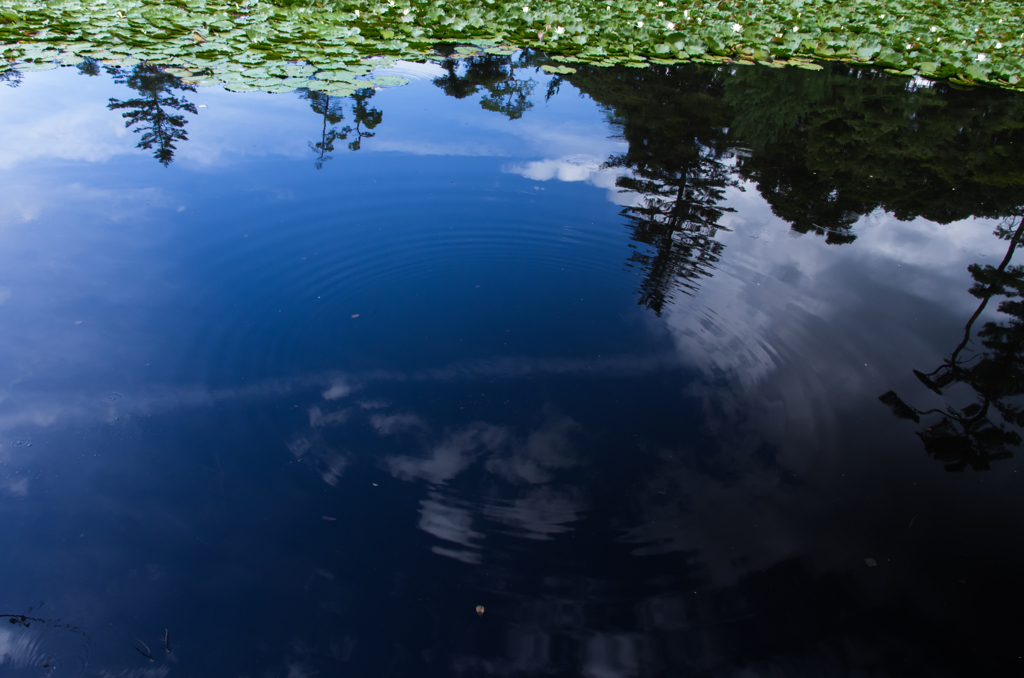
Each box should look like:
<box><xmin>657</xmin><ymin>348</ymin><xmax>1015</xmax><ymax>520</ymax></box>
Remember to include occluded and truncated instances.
<box><xmin>1</xmin><ymin>56</ymin><xmax>1023</xmax><ymax>677</ymax></box>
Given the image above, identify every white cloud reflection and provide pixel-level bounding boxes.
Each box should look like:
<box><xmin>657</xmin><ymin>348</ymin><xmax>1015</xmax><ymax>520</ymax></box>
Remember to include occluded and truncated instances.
<box><xmin>503</xmin><ymin>154</ymin><xmax>639</xmax><ymax>206</ymax></box>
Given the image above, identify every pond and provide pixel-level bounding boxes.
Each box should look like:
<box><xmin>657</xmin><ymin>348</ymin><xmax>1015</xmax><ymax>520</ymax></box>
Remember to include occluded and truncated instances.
<box><xmin>1</xmin><ymin>53</ymin><xmax>1023</xmax><ymax>677</ymax></box>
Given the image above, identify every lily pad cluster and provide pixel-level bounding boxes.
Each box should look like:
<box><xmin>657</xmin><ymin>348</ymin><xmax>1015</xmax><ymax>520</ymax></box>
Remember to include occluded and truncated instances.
<box><xmin>1</xmin><ymin>0</ymin><xmax>1023</xmax><ymax>92</ymax></box>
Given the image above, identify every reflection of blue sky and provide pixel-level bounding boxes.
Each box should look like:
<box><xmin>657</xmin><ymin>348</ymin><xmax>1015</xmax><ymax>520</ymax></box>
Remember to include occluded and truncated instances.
<box><xmin>1</xmin><ymin>64</ymin><xmax>1023</xmax><ymax>677</ymax></box>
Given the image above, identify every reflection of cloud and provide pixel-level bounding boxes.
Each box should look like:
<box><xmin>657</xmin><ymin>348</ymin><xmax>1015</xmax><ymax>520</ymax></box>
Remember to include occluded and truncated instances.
<box><xmin>387</xmin><ymin>422</ymin><xmax>508</xmax><ymax>484</ymax></box>
<box><xmin>369</xmin><ymin>412</ymin><xmax>427</xmax><ymax>435</ymax></box>
<box><xmin>583</xmin><ymin>633</ymin><xmax>640</xmax><ymax>678</ymax></box>
<box><xmin>285</xmin><ymin>663</ymin><xmax>314</xmax><ymax>678</ymax></box>
<box><xmin>287</xmin><ymin>433</ymin><xmax>350</xmax><ymax>486</ymax></box>
<box><xmin>485</xmin><ymin>414</ymin><xmax>579</xmax><ymax>484</ymax></box>
<box><xmin>322</xmin><ymin>379</ymin><xmax>354</xmax><ymax>401</ymax></box>
<box><xmin>0</xmin><ymin>94</ymin><xmax>132</xmax><ymax>170</ymax></box>
<box><xmin>619</xmin><ymin>453</ymin><xmax>800</xmax><ymax>585</ymax></box>
<box><xmin>308</xmin><ymin>406</ymin><xmax>351</xmax><ymax>428</ymax></box>
<box><xmin>482</xmin><ymin>487</ymin><xmax>583</xmax><ymax>540</ymax></box>
<box><xmin>431</xmin><ymin>546</ymin><xmax>482</xmax><ymax>565</ymax></box>
<box><xmin>419</xmin><ymin>492</ymin><xmax>483</xmax><ymax>549</ymax></box>
<box><xmin>0</xmin><ymin>353</ymin><xmax>673</xmax><ymax>436</ymax></box>
<box><xmin>2</xmin><ymin>477</ymin><xmax>29</xmax><ymax>497</ymax></box>
<box><xmin>99</xmin><ymin>669</ymin><xmax>171</xmax><ymax>678</ymax></box>
<box><xmin>503</xmin><ymin>155</ymin><xmax>639</xmax><ymax>206</ymax></box>
<box><xmin>0</xmin><ymin>628</ymin><xmax>41</xmax><ymax>670</ymax></box>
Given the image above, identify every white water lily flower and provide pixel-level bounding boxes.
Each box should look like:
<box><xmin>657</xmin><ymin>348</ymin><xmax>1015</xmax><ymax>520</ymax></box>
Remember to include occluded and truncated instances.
<box><xmin>930</xmin><ymin>26</ymin><xmax>938</xmax><ymax>32</ymax></box>
<box><xmin>666</xmin><ymin>21</ymin><xmax>675</xmax><ymax>30</ymax></box>
<box><xmin>522</xmin><ymin>6</ymin><xmax>529</xmax><ymax>11</ymax></box>
<box><xmin>683</xmin><ymin>9</ymin><xmax>689</xmax><ymax>18</ymax></box>
<box><xmin>997</xmin><ymin>42</ymin><xmax>1003</xmax><ymax>48</ymax></box>
<box><xmin>354</xmin><ymin>9</ymin><xmax>359</xmax><ymax>16</ymax></box>
<box><xmin>637</xmin><ymin>20</ymin><xmax>644</xmax><ymax>28</ymax></box>
<box><xmin>879</xmin><ymin>13</ymin><xmax>885</xmax><ymax>19</ymax></box>
<box><xmin>977</xmin><ymin>53</ymin><xmax>987</xmax><ymax>61</ymax></box>
<box><xmin>906</xmin><ymin>43</ymin><xmax>912</xmax><ymax>49</ymax></box>
<box><xmin>696</xmin><ymin>17</ymin><xmax>701</xmax><ymax>24</ymax></box>
<box><xmin>402</xmin><ymin>7</ymin><xmax>409</xmax><ymax>14</ymax></box>
<box><xmin>793</xmin><ymin>25</ymin><xmax>799</xmax><ymax>32</ymax></box>
<box><xmin>555</xmin><ymin>25</ymin><xmax>565</xmax><ymax>34</ymax></box>
<box><xmin>657</xmin><ymin>1</ymin><xmax>664</xmax><ymax>5</ymax></box>
<box><xmin>732</xmin><ymin>23</ymin><xmax>741</xmax><ymax>32</ymax></box>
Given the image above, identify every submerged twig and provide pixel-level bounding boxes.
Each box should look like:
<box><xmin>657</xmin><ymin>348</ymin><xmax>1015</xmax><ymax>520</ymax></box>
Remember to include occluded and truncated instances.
<box><xmin>135</xmin><ymin>638</ymin><xmax>154</xmax><ymax>660</ymax></box>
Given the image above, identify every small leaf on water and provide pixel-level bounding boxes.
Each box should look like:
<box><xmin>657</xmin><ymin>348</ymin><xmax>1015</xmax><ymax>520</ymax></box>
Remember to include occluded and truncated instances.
<box><xmin>476</xmin><ymin>605</ymin><xmax>485</xmax><ymax>616</ymax></box>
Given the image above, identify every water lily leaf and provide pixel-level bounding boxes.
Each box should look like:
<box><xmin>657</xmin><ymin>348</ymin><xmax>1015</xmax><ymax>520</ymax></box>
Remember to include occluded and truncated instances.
<box><xmin>370</xmin><ymin>75</ymin><xmax>409</xmax><ymax>87</ymax></box>
<box><xmin>0</xmin><ymin>0</ymin><xmax>1021</xmax><ymax>93</ymax></box>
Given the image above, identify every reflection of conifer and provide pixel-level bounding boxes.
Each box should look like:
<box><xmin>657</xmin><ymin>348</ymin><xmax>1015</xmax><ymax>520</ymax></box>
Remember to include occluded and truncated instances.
<box><xmin>568</xmin><ymin>66</ymin><xmax>735</xmax><ymax>314</ymax></box>
<box><xmin>432</xmin><ymin>49</ymin><xmax>537</xmax><ymax>120</ymax></box>
<box><xmin>881</xmin><ymin>216</ymin><xmax>1024</xmax><ymax>471</ymax></box>
<box><xmin>299</xmin><ymin>87</ymin><xmax>381</xmax><ymax>168</ymax></box>
<box><xmin>107</xmin><ymin>64</ymin><xmax>197</xmax><ymax>167</ymax></box>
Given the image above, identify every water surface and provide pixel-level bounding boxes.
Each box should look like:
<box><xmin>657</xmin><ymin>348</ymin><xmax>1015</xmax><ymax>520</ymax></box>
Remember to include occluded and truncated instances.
<box><xmin>1</xmin><ymin>58</ymin><xmax>1023</xmax><ymax>677</ymax></box>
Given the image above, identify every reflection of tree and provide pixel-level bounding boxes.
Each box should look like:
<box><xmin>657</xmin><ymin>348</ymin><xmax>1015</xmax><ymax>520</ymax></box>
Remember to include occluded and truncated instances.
<box><xmin>0</xmin><ymin>66</ymin><xmax>23</xmax><ymax>88</ymax></box>
<box><xmin>430</xmin><ymin>58</ymin><xmax>1024</xmax><ymax>316</ymax></box>
<box><xmin>881</xmin><ymin>216</ymin><xmax>1024</xmax><ymax>471</ymax></box>
<box><xmin>433</xmin><ymin>49</ymin><xmax>537</xmax><ymax>120</ymax></box>
<box><xmin>107</xmin><ymin>64</ymin><xmax>197</xmax><ymax>167</ymax></box>
<box><xmin>566</xmin><ymin>66</ymin><xmax>736</xmax><ymax>315</ymax></box>
<box><xmin>347</xmin><ymin>88</ymin><xmax>382</xmax><ymax>151</ymax></box>
<box><xmin>724</xmin><ymin>65</ymin><xmax>1024</xmax><ymax>241</ymax></box>
<box><xmin>299</xmin><ymin>87</ymin><xmax>381</xmax><ymax>169</ymax></box>
<box><xmin>300</xmin><ymin>89</ymin><xmax>346</xmax><ymax>170</ymax></box>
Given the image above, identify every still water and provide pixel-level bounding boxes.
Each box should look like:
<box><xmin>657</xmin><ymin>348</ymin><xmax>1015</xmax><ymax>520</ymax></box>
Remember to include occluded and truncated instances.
<box><xmin>1</xmin><ymin>57</ymin><xmax>1023</xmax><ymax>676</ymax></box>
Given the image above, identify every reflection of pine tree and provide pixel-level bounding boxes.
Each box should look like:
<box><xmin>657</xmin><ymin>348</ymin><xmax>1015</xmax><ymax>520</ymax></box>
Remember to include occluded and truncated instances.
<box><xmin>107</xmin><ymin>64</ymin><xmax>197</xmax><ymax>167</ymax></box>
<box><xmin>433</xmin><ymin>50</ymin><xmax>536</xmax><ymax>120</ymax></box>
<box><xmin>299</xmin><ymin>87</ymin><xmax>381</xmax><ymax>168</ymax></box>
<box><xmin>569</xmin><ymin>66</ymin><xmax>735</xmax><ymax>314</ymax></box>
<box><xmin>881</xmin><ymin>216</ymin><xmax>1024</xmax><ymax>471</ymax></box>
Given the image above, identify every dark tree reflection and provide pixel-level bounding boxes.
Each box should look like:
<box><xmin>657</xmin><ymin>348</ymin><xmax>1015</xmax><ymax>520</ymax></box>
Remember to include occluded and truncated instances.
<box><xmin>724</xmin><ymin>64</ymin><xmax>1024</xmax><ymax>239</ymax></box>
<box><xmin>559</xmin><ymin>65</ymin><xmax>736</xmax><ymax>314</ymax></box>
<box><xmin>107</xmin><ymin>64</ymin><xmax>197</xmax><ymax>167</ymax></box>
<box><xmin>0</xmin><ymin>66</ymin><xmax>23</xmax><ymax>88</ymax></box>
<box><xmin>433</xmin><ymin>48</ymin><xmax>538</xmax><ymax>120</ymax></box>
<box><xmin>299</xmin><ymin>87</ymin><xmax>381</xmax><ymax>169</ymax></box>
<box><xmin>881</xmin><ymin>217</ymin><xmax>1024</xmax><ymax>471</ymax></box>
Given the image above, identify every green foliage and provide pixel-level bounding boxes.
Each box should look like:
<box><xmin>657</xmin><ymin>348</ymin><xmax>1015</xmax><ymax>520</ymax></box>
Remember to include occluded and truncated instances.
<box><xmin>1</xmin><ymin>0</ymin><xmax>1023</xmax><ymax>94</ymax></box>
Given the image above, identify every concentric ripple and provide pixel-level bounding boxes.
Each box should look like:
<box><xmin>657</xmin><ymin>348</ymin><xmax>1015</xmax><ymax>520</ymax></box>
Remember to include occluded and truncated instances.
<box><xmin>177</xmin><ymin>165</ymin><xmax>628</xmax><ymax>389</ymax></box>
